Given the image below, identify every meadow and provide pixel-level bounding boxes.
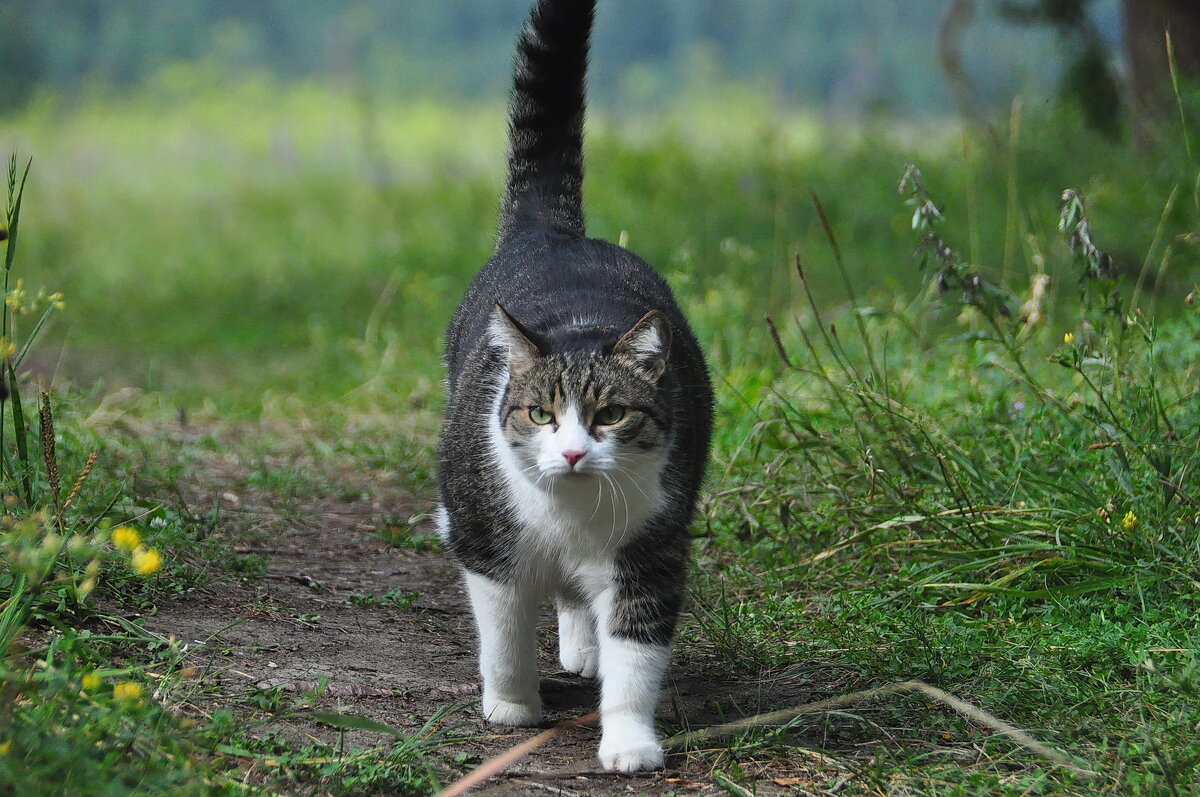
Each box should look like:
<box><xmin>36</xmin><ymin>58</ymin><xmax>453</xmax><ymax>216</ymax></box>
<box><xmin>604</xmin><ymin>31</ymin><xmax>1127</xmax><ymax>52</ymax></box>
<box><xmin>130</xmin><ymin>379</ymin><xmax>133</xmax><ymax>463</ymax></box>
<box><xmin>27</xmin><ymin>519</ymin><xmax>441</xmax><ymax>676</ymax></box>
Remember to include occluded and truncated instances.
<box><xmin>0</xmin><ymin>71</ymin><xmax>1198</xmax><ymax>795</ymax></box>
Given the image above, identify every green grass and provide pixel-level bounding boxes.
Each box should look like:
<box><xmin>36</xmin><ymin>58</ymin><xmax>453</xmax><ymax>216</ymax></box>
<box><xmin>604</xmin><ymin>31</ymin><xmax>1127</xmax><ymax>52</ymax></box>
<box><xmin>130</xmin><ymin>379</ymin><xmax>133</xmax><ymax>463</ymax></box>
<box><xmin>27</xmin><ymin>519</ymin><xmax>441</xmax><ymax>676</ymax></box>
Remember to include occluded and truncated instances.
<box><xmin>349</xmin><ymin>589</ymin><xmax>421</xmax><ymax>610</ymax></box>
<box><xmin>1</xmin><ymin>72</ymin><xmax>1199</xmax><ymax>794</ymax></box>
<box><xmin>681</xmin><ymin>164</ymin><xmax>1200</xmax><ymax>793</ymax></box>
<box><xmin>6</xmin><ymin>76</ymin><xmax>1196</xmax><ymax>410</ymax></box>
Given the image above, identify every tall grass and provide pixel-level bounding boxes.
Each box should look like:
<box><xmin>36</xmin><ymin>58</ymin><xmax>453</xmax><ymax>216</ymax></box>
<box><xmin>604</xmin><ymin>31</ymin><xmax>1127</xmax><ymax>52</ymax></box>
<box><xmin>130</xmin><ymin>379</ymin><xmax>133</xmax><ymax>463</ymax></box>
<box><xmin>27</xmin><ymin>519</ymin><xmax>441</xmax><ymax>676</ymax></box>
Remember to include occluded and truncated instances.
<box><xmin>689</xmin><ymin>148</ymin><xmax>1200</xmax><ymax>792</ymax></box>
<box><xmin>3</xmin><ymin>77</ymin><xmax>1195</xmax><ymax>411</ymax></box>
<box><xmin>0</xmin><ymin>156</ymin><xmax>236</xmax><ymax>795</ymax></box>
<box><xmin>751</xmin><ymin>172</ymin><xmax>1199</xmax><ymax>597</ymax></box>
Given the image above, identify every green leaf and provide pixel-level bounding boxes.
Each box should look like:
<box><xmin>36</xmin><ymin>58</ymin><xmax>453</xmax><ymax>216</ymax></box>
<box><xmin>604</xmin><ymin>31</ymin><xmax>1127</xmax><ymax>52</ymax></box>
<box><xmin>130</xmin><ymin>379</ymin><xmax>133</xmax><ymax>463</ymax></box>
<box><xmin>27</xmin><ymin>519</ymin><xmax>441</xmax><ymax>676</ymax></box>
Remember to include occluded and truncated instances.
<box><xmin>5</xmin><ymin>156</ymin><xmax>31</xmax><ymax>274</ymax></box>
<box><xmin>304</xmin><ymin>710</ymin><xmax>408</xmax><ymax>738</ymax></box>
<box><xmin>7</xmin><ymin>358</ymin><xmax>32</xmax><ymax>503</ymax></box>
<box><xmin>14</xmin><ymin>303</ymin><xmax>57</xmax><ymax>370</ymax></box>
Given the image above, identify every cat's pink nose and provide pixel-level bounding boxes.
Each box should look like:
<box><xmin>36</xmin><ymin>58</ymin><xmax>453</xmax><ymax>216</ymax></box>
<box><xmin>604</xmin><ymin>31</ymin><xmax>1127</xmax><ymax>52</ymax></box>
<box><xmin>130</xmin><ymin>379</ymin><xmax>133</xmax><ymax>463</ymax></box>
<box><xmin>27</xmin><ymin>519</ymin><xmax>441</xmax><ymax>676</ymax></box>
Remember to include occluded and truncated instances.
<box><xmin>562</xmin><ymin>450</ymin><xmax>585</xmax><ymax>468</ymax></box>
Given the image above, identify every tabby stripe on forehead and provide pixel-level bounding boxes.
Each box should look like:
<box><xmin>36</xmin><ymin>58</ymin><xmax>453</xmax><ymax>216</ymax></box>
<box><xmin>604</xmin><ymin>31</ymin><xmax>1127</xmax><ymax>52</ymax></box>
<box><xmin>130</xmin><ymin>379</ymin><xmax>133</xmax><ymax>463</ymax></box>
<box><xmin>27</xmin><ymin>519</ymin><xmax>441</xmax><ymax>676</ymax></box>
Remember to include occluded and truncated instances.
<box><xmin>579</xmin><ymin>370</ymin><xmax>595</xmax><ymax>400</ymax></box>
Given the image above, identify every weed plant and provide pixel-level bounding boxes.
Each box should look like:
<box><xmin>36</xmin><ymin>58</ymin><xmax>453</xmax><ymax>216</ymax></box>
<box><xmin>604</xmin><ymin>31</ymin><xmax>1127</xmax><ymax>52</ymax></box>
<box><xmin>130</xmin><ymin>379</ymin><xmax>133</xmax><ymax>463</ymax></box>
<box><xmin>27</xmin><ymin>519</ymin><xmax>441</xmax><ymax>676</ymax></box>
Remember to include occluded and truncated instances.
<box><xmin>0</xmin><ymin>156</ymin><xmax>224</xmax><ymax>793</ymax></box>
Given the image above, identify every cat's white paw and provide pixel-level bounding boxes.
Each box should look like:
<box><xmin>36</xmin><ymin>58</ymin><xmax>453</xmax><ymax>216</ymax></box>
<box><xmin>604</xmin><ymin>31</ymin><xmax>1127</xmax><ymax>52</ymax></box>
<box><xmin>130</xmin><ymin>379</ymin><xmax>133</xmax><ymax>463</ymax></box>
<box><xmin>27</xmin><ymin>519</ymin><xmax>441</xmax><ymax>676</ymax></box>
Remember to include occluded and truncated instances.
<box><xmin>560</xmin><ymin>645</ymin><xmax>599</xmax><ymax>678</ymax></box>
<box><xmin>598</xmin><ymin>736</ymin><xmax>664</xmax><ymax>772</ymax></box>
<box><xmin>482</xmin><ymin>696</ymin><xmax>542</xmax><ymax>726</ymax></box>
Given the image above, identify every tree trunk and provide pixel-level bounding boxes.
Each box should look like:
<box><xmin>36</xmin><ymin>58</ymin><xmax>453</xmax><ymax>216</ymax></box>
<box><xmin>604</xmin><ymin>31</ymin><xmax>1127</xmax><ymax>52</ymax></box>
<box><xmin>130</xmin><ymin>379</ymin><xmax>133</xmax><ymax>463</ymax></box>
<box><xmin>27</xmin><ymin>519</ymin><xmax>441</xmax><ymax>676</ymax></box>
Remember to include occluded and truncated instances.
<box><xmin>938</xmin><ymin>0</ymin><xmax>1003</xmax><ymax>148</ymax></box>
<box><xmin>0</xmin><ymin>0</ymin><xmax>42</xmax><ymax>113</ymax></box>
<box><xmin>1122</xmin><ymin>0</ymin><xmax>1200</xmax><ymax>141</ymax></box>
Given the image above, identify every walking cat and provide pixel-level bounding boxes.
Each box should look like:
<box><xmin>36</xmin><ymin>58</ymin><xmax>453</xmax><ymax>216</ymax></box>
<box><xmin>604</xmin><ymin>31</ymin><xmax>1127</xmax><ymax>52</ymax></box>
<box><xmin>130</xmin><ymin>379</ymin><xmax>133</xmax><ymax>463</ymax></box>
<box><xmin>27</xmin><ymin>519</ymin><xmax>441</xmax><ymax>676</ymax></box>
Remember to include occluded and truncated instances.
<box><xmin>437</xmin><ymin>0</ymin><xmax>712</xmax><ymax>772</ymax></box>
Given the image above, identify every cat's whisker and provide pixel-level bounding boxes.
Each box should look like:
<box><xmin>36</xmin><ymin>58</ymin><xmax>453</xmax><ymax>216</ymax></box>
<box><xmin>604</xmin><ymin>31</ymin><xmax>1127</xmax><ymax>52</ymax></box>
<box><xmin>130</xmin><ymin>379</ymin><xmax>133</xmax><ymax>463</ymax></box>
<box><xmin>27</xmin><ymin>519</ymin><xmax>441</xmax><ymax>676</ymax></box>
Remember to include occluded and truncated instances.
<box><xmin>598</xmin><ymin>471</ymin><xmax>618</xmax><ymax>552</ymax></box>
<box><xmin>608</xmin><ymin>456</ymin><xmax>656</xmax><ymax>503</ymax></box>
<box><xmin>602</xmin><ymin>471</ymin><xmax>632</xmax><ymax>555</ymax></box>
<box><xmin>609</xmin><ymin>458</ymin><xmax>657</xmax><ymax>501</ymax></box>
<box><xmin>517</xmin><ymin>463</ymin><xmax>547</xmax><ymax>490</ymax></box>
<box><xmin>588</xmin><ymin>475</ymin><xmax>605</xmax><ymax>522</ymax></box>
<box><xmin>612</xmin><ymin>476</ymin><xmax>633</xmax><ymax>551</ymax></box>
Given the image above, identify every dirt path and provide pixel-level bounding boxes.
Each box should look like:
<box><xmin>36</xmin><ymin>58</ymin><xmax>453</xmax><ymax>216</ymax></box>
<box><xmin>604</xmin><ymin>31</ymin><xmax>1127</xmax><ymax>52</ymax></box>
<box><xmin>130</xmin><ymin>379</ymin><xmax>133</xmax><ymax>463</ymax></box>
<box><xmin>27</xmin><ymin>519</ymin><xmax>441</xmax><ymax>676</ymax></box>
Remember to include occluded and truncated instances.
<box><xmin>141</xmin><ymin>444</ymin><xmax>825</xmax><ymax>796</ymax></box>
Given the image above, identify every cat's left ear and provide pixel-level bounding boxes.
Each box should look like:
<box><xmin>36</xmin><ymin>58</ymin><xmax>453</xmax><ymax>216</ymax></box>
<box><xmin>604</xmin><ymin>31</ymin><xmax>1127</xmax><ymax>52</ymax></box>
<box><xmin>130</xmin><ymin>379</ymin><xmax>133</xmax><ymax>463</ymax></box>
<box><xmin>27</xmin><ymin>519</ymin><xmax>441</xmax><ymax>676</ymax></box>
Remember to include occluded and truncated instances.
<box><xmin>489</xmin><ymin>304</ymin><xmax>547</xmax><ymax>376</ymax></box>
<box><xmin>614</xmin><ymin>310</ymin><xmax>672</xmax><ymax>380</ymax></box>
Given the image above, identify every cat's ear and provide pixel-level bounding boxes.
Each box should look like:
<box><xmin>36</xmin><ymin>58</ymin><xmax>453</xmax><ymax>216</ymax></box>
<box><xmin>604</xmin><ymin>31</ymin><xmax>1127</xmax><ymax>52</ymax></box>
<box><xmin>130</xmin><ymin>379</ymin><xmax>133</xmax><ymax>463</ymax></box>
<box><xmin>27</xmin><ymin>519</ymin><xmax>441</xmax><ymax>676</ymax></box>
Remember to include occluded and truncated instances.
<box><xmin>489</xmin><ymin>304</ymin><xmax>547</xmax><ymax>376</ymax></box>
<box><xmin>614</xmin><ymin>310</ymin><xmax>671</xmax><ymax>380</ymax></box>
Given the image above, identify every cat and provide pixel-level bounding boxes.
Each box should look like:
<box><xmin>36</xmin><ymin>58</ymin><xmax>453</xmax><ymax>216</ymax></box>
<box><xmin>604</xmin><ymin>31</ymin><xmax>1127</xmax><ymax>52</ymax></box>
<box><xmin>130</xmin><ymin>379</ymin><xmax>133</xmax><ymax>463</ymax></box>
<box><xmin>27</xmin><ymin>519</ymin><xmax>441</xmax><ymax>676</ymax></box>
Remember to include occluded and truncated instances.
<box><xmin>437</xmin><ymin>0</ymin><xmax>712</xmax><ymax>773</ymax></box>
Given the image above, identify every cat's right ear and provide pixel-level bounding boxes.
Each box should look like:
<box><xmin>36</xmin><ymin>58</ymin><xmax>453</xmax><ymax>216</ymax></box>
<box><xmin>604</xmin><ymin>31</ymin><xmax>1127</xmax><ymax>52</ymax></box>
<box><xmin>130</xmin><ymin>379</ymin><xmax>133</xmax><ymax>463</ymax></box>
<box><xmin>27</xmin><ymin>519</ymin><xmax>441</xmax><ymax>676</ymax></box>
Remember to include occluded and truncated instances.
<box><xmin>488</xmin><ymin>304</ymin><xmax>546</xmax><ymax>376</ymax></box>
<box><xmin>613</xmin><ymin>309</ymin><xmax>672</xmax><ymax>380</ymax></box>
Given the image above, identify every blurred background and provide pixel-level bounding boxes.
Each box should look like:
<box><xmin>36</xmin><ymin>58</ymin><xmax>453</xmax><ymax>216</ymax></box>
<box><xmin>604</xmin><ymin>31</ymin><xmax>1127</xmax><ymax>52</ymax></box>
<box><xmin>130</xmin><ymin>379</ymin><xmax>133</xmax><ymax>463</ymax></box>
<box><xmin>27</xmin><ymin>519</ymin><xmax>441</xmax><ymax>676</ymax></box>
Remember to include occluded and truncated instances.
<box><xmin>0</xmin><ymin>0</ymin><xmax>1195</xmax><ymax>412</ymax></box>
<box><xmin>0</xmin><ymin>1</ymin><xmax>1122</xmax><ymax>115</ymax></box>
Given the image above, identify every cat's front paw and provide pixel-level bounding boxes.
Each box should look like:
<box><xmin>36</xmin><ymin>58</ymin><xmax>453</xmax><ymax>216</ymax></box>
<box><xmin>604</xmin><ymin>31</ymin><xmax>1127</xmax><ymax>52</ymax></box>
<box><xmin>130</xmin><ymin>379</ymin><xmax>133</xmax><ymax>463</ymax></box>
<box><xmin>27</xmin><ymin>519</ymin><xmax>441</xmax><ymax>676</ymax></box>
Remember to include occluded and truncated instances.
<box><xmin>482</xmin><ymin>696</ymin><xmax>542</xmax><ymax>726</ymax></box>
<box><xmin>598</xmin><ymin>736</ymin><xmax>664</xmax><ymax>772</ymax></box>
<box><xmin>560</xmin><ymin>645</ymin><xmax>599</xmax><ymax>678</ymax></box>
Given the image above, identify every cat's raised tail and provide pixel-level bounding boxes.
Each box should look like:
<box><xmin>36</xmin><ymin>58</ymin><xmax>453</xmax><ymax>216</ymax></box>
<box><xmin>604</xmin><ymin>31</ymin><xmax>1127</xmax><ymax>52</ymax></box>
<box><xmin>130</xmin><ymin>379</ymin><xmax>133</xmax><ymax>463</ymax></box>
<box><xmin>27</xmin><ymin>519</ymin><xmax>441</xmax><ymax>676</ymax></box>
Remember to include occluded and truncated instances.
<box><xmin>497</xmin><ymin>0</ymin><xmax>595</xmax><ymax>246</ymax></box>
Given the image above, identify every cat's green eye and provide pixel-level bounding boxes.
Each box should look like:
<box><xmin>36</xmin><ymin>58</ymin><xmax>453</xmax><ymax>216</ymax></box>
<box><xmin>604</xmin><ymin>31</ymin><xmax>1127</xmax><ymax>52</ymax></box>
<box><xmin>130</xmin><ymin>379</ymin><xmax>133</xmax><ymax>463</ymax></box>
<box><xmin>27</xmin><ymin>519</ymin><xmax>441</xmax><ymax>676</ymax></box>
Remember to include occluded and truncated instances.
<box><xmin>528</xmin><ymin>406</ymin><xmax>555</xmax><ymax>425</ymax></box>
<box><xmin>593</xmin><ymin>406</ymin><xmax>626</xmax><ymax>426</ymax></box>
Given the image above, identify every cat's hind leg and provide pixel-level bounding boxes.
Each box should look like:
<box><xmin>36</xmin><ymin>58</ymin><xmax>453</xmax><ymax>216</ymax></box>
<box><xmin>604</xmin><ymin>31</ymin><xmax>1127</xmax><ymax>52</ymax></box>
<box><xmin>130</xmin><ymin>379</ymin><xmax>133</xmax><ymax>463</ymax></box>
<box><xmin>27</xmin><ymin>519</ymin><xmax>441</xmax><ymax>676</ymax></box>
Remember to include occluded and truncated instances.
<box><xmin>555</xmin><ymin>596</ymin><xmax>598</xmax><ymax>678</ymax></box>
<box><xmin>464</xmin><ymin>569</ymin><xmax>542</xmax><ymax>726</ymax></box>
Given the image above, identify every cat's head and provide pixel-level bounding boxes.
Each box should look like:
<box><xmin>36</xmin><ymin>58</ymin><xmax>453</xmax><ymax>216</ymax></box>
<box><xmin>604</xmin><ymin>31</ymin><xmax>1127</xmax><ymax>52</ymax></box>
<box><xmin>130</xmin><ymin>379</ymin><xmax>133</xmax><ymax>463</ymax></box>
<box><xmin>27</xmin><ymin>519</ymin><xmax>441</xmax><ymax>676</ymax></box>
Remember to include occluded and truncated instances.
<box><xmin>489</xmin><ymin>305</ymin><xmax>672</xmax><ymax>485</ymax></box>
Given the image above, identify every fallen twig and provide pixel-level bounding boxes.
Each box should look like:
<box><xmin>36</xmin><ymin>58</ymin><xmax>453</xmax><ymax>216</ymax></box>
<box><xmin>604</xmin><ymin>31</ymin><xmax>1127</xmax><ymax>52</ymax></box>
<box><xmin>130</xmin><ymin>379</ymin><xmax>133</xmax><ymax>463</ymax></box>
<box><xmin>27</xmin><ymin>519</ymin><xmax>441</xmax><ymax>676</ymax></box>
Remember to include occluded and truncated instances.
<box><xmin>434</xmin><ymin>679</ymin><xmax>1096</xmax><ymax>796</ymax></box>
<box><xmin>436</xmin><ymin>712</ymin><xmax>599</xmax><ymax>797</ymax></box>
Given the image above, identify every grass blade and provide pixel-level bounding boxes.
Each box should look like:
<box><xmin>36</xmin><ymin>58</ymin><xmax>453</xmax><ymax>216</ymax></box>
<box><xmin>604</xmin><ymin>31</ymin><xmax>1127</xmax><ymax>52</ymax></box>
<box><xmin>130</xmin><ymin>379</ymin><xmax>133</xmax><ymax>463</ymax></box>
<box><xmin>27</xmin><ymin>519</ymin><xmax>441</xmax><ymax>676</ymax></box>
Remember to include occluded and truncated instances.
<box><xmin>304</xmin><ymin>710</ymin><xmax>408</xmax><ymax>738</ymax></box>
<box><xmin>4</xmin><ymin>156</ymin><xmax>32</xmax><ymax>274</ymax></box>
<box><xmin>13</xmin><ymin>303</ymin><xmax>56</xmax><ymax>370</ymax></box>
<box><xmin>7</xmin><ymin>359</ymin><xmax>32</xmax><ymax>504</ymax></box>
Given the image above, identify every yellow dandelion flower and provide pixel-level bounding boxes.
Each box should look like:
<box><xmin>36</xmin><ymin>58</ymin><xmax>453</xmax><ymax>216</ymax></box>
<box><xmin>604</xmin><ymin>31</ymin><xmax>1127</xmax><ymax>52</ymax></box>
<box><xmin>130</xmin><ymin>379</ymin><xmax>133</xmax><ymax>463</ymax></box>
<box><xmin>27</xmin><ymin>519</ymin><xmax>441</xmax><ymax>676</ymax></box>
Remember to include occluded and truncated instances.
<box><xmin>1063</xmin><ymin>332</ymin><xmax>1075</xmax><ymax>344</ymax></box>
<box><xmin>111</xmin><ymin>525</ymin><xmax>140</xmax><ymax>552</ymax></box>
<box><xmin>81</xmin><ymin>672</ymin><xmax>102</xmax><ymax>692</ymax></box>
<box><xmin>0</xmin><ymin>741</ymin><xmax>10</xmax><ymax>756</ymax></box>
<box><xmin>132</xmin><ymin>547</ymin><xmax>162</xmax><ymax>576</ymax></box>
<box><xmin>113</xmin><ymin>681</ymin><xmax>143</xmax><ymax>702</ymax></box>
<box><xmin>1122</xmin><ymin>511</ymin><xmax>1138</xmax><ymax>530</ymax></box>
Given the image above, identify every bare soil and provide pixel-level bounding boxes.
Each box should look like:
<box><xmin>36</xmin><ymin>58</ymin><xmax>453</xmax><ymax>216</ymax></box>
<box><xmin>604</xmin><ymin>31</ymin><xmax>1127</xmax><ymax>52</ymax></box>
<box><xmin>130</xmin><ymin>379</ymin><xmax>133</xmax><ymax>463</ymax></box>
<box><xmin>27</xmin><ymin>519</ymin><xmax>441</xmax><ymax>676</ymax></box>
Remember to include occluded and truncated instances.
<box><xmin>139</xmin><ymin>436</ymin><xmax>837</xmax><ymax>796</ymax></box>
